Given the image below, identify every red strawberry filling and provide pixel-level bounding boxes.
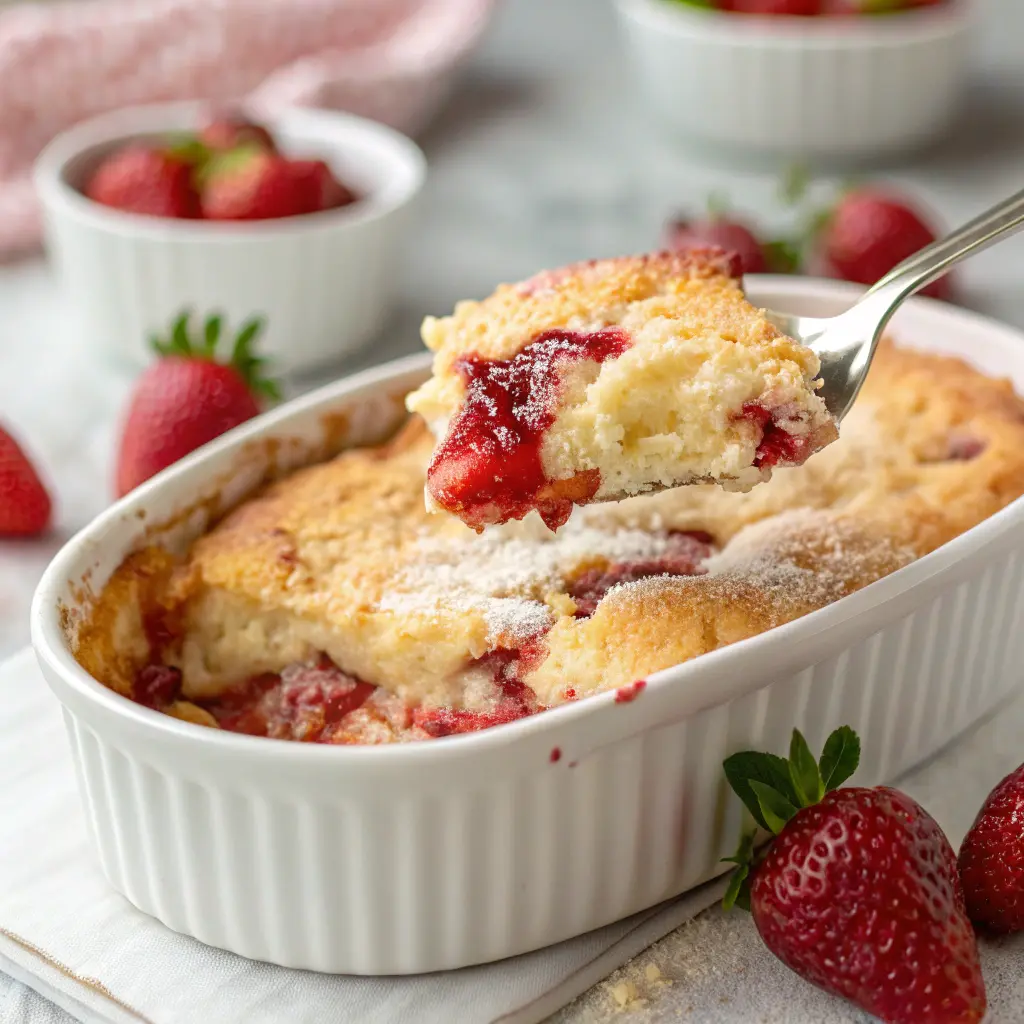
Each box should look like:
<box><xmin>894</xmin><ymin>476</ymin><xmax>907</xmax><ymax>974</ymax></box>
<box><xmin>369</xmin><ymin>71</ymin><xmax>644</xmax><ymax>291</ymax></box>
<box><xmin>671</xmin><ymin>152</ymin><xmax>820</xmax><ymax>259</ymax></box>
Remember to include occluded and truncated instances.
<box><xmin>426</xmin><ymin>328</ymin><xmax>632</xmax><ymax>532</ymax></box>
<box><xmin>207</xmin><ymin>656</ymin><xmax>377</xmax><ymax>741</ymax></box>
<box><xmin>569</xmin><ymin>530</ymin><xmax>714</xmax><ymax>618</ymax></box>
<box><xmin>130</xmin><ymin>644</ymin><xmax>547</xmax><ymax>743</ymax></box>
<box><xmin>740</xmin><ymin>402</ymin><xmax>816</xmax><ymax>469</ymax></box>
<box><xmin>945</xmin><ymin>434</ymin><xmax>986</xmax><ymax>461</ymax></box>
<box><xmin>132</xmin><ymin>664</ymin><xmax>183</xmax><ymax>708</ymax></box>
<box><xmin>412</xmin><ymin>645</ymin><xmax>545</xmax><ymax>737</ymax></box>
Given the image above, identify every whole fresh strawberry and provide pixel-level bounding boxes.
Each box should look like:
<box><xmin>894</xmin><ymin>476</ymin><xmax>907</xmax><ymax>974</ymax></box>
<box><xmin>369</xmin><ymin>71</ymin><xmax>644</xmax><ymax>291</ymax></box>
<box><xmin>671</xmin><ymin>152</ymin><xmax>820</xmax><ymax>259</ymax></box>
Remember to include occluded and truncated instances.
<box><xmin>958</xmin><ymin>761</ymin><xmax>1024</xmax><ymax>933</ymax></box>
<box><xmin>199</xmin><ymin>115</ymin><xmax>277</xmax><ymax>154</ymax></box>
<box><xmin>115</xmin><ymin>313</ymin><xmax>279</xmax><ymax>496</ymax></box>
<box><xmin>817</xmin><ymin>188</ymin><xmax>951</xmax><ymax>299</ymax></box>
<box><xmin>85</xmin><ymin>146</ymin><xmax>199</xmax><ymax>219</ymax></box>
<box><xmin>200</xmin><ymin>149</ymin><xmax>325</xmax><ymax>221</ymax></box>
<box><xmin>0</xmin><ymin>426</ymin><xmax>52</xmax><ymax>537</ymax></box>
<box><xmin>722</xmin><ymin>727</ymin><xmax>986</xmax><ymax>1023</ymax></box>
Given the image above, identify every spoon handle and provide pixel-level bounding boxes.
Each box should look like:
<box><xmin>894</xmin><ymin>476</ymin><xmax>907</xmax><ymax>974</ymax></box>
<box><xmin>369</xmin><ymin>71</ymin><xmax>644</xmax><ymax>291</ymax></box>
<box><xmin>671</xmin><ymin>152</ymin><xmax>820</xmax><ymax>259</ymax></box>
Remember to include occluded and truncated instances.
<box><xmin>864</xmin><ymin>187</ymin><xmax>1024</xmax><ymax>309</ymax></box>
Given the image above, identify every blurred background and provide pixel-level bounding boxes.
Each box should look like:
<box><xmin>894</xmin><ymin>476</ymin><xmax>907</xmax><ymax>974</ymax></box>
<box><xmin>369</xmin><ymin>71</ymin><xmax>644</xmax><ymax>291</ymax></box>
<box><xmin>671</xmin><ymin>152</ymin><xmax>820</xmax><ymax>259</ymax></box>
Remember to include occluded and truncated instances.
<box><xmin>0</xmin><ymin>0</ymin><xmax>1023</xmax><ymax>658</ymax></box>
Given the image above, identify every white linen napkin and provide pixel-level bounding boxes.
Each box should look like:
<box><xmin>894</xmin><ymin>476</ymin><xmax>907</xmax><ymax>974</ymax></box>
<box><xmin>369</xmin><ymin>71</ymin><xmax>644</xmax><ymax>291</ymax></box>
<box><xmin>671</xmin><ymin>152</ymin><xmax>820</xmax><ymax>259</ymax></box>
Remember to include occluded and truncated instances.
<box><xmin>0</xmin><ymin>648</ymin><xmax>726</xmax><ymax>1024</ymax></box>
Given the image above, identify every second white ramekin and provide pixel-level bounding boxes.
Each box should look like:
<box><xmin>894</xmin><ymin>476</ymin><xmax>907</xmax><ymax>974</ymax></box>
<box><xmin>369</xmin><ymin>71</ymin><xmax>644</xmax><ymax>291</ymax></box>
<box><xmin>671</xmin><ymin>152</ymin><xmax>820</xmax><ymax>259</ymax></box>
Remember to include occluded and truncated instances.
<box><xmin>31</xmin><ymin>278</ymin><xmax>1024</xmax><ymax>974</ymax></box>
<box><xmin>34</xmin><ymin>103</ymin><xmax>426</xmax><ymax>375</ymax></box>
<box><xmin>613</xmin><ymin>0</ymin><xmax>973</xmax><ymax>162</ymax></box>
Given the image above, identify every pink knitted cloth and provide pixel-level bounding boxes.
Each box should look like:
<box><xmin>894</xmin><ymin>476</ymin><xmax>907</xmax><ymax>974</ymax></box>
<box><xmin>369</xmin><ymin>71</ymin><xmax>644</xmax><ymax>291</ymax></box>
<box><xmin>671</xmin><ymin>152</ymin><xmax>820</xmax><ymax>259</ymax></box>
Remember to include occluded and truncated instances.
<box><xmin>0</xmin><ymin>0</ymin><xmax>492</xmax><ymax>258</ymax></box>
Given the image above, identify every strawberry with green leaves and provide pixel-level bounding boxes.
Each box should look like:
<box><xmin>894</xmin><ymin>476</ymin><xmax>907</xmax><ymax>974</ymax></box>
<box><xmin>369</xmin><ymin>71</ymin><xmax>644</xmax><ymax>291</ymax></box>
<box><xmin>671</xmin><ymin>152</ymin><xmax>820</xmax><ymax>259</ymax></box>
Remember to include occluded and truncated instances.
<box><xmin>722</xmin><ymin>726</ymin><xmax>986</xmax><ymax>1024</ymax></box>
<box><xmin>115</xmin><ymin>313</ymin><xmax>279</xmax><ymax>497</ymax></box>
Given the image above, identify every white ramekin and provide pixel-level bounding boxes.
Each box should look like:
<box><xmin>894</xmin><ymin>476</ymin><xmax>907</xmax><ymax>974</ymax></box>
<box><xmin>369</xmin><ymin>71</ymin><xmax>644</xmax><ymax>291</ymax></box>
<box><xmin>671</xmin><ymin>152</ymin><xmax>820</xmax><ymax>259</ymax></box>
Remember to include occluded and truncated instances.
<box><xmin>31</xmin><ymin>278</ymin><xmax>1024</xmax><ymax>974</ymax></box>
<box><xmin>34</xmin><ymin>103</ymin><xmax>426</xmax><ymax>375</ymax></box>
<box><xmin>613</xmin><ymin>0</ymin><xmax>973</xmax><ymax>162</ymax></box>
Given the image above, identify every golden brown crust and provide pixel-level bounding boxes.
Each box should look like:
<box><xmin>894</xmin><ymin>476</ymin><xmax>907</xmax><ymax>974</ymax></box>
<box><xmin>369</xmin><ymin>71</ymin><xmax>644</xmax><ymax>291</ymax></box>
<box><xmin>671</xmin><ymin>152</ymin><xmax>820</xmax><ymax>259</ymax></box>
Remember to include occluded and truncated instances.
<box><xmin>76</xmin><ymin>340</ymin><xmax>1024</xmax><ymax>718</ymax></box>
<box><xmin>417</xmin><ymin>250</ymin><xmax>752</xmax><ymax>367</ymax></box>
<box><xmin>73</xmin><ymin>547</ymin><xmax>179</xmax><ymax>697</ymax></box>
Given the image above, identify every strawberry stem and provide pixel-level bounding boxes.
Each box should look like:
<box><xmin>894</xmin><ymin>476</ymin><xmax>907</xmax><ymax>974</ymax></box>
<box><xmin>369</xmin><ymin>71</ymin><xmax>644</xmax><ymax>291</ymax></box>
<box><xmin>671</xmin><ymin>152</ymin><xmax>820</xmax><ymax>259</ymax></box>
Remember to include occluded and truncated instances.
<box><xmin>149</xmin><ymin>311</ymin><xmax>281</xmax><ymax>403</ymax></box>
<box><xmin>721</xmin><ymin>725</ymin><xmax>862</xmax><ymax>912</ymax></box>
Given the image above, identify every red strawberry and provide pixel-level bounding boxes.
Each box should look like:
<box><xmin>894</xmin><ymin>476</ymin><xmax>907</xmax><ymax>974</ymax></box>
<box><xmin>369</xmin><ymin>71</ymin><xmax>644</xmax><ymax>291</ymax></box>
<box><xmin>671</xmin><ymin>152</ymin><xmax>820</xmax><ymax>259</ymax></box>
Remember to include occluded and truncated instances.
<box><xmin>287</xmin><ymin>159</ymin><xmax>357</xmax><ymax>212</ymax></box>
<box><xmin>115</xmin><ymin>313</ymin><xmax>279</xmax><ymax>497</ymax></box>
<box><xmin>958</xmin><ymin>761</ymin><xmax>1024</xmax><ymax>933</ymax></box>
<box><xmin>723</xmin><ymin>727</ymin><xmax>986</xmax><ymax>1023</ymax></box>
<box><xmin>0</xmin><ymin>426</ymin><xmax>52</xmax><ymax>537</ymax></box>
<box><xmin>719</xmin><ymin>0</ymin><xmax>824</xmax><ymax>13</ymax></box>
<box><xmin>200</xmin><ymin>149</ymin><xmax>322</xmax><ymax>221</ymax></box>
<box><xmin>818</xmin><ymin>189</ymin><xmax>951</xmax><ymax>300</ymax></box>
<box><xmin>666</xmin><ymin>216</ymin><xmax>768</xmax><ymax>275</ymax></box>
<box><xmin>199</xmin><ymin>116</ymin><xmax>277</xmax><ymax>154</ymax></box>
<box><xmin>85</xmin><ymin>146</ymin><xmax>199</xmax><ymax>219</ymax></box>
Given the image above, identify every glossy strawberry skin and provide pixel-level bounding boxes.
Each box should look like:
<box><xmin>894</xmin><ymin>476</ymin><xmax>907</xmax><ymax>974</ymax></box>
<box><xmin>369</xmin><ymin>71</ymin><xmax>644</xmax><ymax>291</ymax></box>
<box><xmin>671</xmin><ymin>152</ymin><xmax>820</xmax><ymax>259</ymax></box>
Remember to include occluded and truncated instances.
<box><xmin>115</xmin><ymin>358</ymin><xmax>260</xmax><ymax>496</ymax></box>
<box><xmin>666</xmin><ymin>218</ymin><xmax>767</xmax><ymax>274</ymax></box>
<box><xmin>751</xmin><ymin>787</ymin><xmax>985</xmax><ymax>1024</ymax></box>
<box><xmin>201</xmin><ymin>152</ymin><xmax>322</xmax><ymax>221</ymax></box>
<box><xmin>959</xmin><ymin>762</ymin><xmax>1024</xmax><ymax>933</ymax></box>
<box><xmin>0</xmin><ymin>427</ymin><xmax>51</xmax><ymax>537</ymax></box>
<box><xmin>821</xmin><ymin>190</ymin><xmax>951</xmax><ymax>300</ymax></box>
<box><xmin>85</xmin><ymin>146</ymin><xmax>199</xmax><ymax>219</ymax></box>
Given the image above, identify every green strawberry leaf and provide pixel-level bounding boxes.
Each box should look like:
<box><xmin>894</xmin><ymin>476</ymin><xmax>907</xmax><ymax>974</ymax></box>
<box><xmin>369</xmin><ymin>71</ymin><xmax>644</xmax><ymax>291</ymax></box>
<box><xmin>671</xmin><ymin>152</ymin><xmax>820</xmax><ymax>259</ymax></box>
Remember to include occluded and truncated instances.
<box><xmin>164</xmin><ymin>134</ymin><xmax>210</xmax><ymax>168</ymax></box>
<box><xmin>170</xmin><ymin>311</ymin><xmax>192</xmax><ymax>356</ymax></box>
<box><xmin>778</xmin><ymin>164</ymin><xmax>810</xmax><ymax>208</ymax></box>
<box><xmin>749</xmin><ymin>780</ymin><xmax>799</xmax><ymax>835</ymax></box>
<box><xmin>723</xmin><ymin>862</ymin><xmax>751</xmax><ymax>912</ymax></box>
<box><xmin>762</xmin><ymin>238</ymin><xmax>802</xmax><ymax>275</ymax></box>
<box><xmin>819</xmin><ymin>726</ymin><xmax>860</xmax><ymax>792</ymax></box>
<box><xmin>202</xmin><ymin>314</ymin><xmax>222</xmax><ymax>356</ymax></box>
<box><xmin>723</xmin><ymin>751</ymin><xmax>798</xmax><ymax>832</ymax></box>
<box><xmin>230</xmin><ymin>316</ymin><xmax>264</xmax><ymax>364</ymax></box>
<box><xmin>788</xmin><ymin>729</ymin><xmax>824</xmax><ymax>807</ymax></box>
<box><xmin>721</xmin><ymin>828</ymin><xmax>756</xmax><ymax>912</ymax></box>
<box><xmin>197</xmin><ymin>143</ymin><xmax>265</xmax><ymax>189</ymax></box>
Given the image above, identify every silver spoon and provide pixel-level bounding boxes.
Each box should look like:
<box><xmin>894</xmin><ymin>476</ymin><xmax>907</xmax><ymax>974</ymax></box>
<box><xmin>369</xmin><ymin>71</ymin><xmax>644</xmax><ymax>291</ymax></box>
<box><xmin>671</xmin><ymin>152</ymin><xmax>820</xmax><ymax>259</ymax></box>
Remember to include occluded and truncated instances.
<box><xmin>766</xmin><ymin>188</ymin><xmax>1024</xmax><ymax>423</ymax></box>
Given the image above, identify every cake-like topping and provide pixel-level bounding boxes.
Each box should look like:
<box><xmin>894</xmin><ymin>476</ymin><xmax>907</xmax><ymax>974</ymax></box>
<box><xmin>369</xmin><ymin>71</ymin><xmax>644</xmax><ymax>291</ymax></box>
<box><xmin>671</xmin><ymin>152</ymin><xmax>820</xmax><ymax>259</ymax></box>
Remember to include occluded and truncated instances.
<box><xmin>408</xmin><ymin>250</ymin><xmax>838</xmax><ymax>532</ymax></box>
<box><xmin>72</xmin><ymin>341</ymin><xmax>1024</xmax><ymax>745</ymax></box>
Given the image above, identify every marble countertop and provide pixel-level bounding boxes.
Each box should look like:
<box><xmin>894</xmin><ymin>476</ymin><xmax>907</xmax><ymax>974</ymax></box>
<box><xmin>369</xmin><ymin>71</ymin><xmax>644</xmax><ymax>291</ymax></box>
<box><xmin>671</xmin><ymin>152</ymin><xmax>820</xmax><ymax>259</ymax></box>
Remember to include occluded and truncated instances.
<box><xmin>2</xmin><ymin>0</ymin><xmax>1024</xmax><ymax>1019</ymax></box>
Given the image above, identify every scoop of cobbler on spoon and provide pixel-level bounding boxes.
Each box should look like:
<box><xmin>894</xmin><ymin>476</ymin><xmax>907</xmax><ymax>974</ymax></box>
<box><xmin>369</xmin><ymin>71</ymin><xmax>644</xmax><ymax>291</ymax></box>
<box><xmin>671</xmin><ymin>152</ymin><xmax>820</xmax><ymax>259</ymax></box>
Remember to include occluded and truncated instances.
<box><xmin>406</xmin><ymin>250</ymin><xmax>838</xmax><ymax>532</ymax></box>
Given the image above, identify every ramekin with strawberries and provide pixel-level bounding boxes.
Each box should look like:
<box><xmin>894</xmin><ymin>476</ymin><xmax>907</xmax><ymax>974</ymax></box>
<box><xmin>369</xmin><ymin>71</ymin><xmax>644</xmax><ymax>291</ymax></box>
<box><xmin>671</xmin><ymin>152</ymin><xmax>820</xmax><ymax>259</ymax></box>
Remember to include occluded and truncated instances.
<box><xmin>35</xmin><ymin>103</ymin><xmax>426</xmax><ymax>374</ymax></box>
<box><xmin>613</xmin><ymin>0</ymin><xmax>972</xmax><ymax>161</ymax></box>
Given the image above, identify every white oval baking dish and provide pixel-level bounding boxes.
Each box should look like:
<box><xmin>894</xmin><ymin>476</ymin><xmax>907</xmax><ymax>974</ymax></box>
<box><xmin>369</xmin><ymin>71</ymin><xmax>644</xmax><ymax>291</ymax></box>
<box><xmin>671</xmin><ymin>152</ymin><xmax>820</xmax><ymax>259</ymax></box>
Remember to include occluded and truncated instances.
<box><xmin>31</xmin><ymin>278</ymin><xmax>1024</xmax><ymax>975</ymax></box>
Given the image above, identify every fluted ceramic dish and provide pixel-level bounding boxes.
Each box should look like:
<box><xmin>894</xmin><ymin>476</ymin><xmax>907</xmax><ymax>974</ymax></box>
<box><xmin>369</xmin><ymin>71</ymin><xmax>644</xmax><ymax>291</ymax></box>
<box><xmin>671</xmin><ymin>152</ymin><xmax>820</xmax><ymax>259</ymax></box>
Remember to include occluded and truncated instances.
<box><xmin>32</xmin><ymin>278</ymin><xmax>1024</xmax><ymax>974</ymax></box>
<box><xmin>35</xmin><ymin>102</ymin><xmax>426</xmax><ymax>375</ymax></box>
<box><xmin>613</xmin><ymin>0</ymin><xmax>973</xmax><ymax>162</ymax></box>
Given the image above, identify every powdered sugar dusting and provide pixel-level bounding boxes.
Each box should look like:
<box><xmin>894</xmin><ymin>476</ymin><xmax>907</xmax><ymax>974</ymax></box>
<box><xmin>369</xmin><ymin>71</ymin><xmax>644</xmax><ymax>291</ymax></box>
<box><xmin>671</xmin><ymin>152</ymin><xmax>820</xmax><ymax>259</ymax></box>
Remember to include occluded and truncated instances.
<box><xmin>598</xmin><ymin>509</ymin><xmax>914</xmax><ymax>613</ymax></box>
<box><xmin>380</xmin><ymin>518</ymin><xmax>696</xmax><ymax>643</ymax></box>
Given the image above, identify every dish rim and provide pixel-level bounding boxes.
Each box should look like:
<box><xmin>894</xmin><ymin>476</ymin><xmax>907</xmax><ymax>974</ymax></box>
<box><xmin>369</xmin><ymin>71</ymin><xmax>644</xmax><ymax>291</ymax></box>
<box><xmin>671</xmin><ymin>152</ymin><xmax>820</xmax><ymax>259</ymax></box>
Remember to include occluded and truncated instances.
<box><xmin>31</xmin><ymin>275</ymin><xmax>1024</xmax><ymax>766</ymax></box>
